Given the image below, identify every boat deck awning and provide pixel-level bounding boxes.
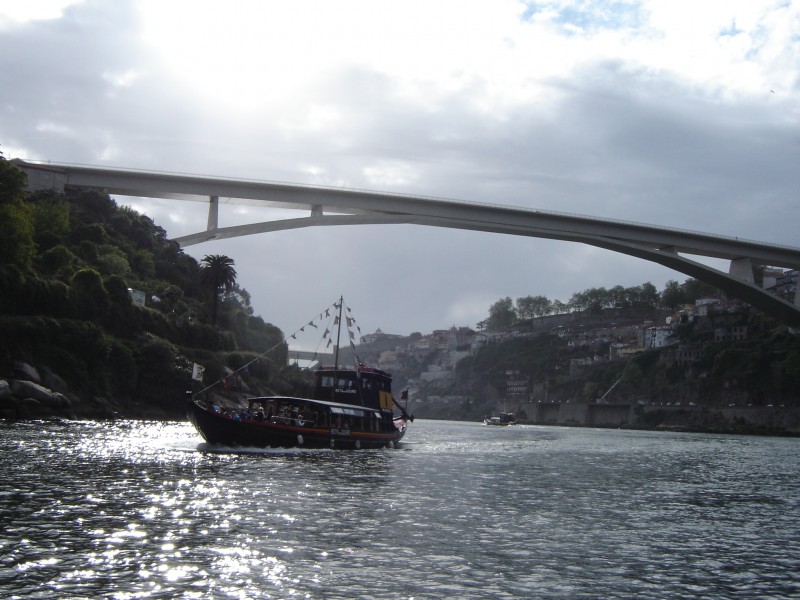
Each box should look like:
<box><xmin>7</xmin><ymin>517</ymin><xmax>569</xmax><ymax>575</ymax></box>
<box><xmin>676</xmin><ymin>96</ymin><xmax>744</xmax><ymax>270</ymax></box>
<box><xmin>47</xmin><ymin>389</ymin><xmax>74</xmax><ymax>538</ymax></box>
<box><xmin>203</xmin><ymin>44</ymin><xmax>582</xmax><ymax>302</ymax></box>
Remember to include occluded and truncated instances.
<box><xmin>246</xmin><ymin>395</ymin><xmax>383</xmax><ymax>417</ymax></box>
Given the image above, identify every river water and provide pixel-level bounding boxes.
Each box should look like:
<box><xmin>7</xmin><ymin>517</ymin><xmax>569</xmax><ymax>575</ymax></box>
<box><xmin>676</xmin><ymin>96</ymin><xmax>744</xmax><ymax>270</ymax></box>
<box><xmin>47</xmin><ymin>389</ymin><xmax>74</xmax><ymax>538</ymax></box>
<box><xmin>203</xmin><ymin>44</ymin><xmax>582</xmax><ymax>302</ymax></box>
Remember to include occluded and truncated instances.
<box><xmin>1</xmin><ymin>419</ymin><xmax>798</xmax><ymax>599</ymax></box>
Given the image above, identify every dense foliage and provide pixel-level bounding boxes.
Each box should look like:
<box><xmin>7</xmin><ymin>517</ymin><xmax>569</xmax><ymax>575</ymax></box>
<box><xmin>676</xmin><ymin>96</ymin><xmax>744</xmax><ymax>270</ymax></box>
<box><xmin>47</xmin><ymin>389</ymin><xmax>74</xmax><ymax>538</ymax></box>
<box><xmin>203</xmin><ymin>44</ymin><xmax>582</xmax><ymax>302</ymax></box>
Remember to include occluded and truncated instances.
<box><xmin>479</xmin><ymin>281</ymin><xmax>719</xmax><ymax>331</ymax></box>
<box><xmin>416</xmin><ymin>306</ymin><xmax>800</xmax><ymax>421</ymax></box>
<box><xmin>0</xmin><ymin>157</ymin><xmax>294</xmax><ymax>418</ymax></box>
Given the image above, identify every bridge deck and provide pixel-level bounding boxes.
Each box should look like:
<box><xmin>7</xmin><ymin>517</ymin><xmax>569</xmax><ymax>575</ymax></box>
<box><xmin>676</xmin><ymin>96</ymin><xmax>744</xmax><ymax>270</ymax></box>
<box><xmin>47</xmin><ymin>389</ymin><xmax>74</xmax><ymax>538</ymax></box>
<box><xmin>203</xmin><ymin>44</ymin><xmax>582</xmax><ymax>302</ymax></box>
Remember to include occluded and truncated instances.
<box><xmin>14</xmin><ymin>159</ymin><xmax>800</xmax><ymax>324</ymax></box>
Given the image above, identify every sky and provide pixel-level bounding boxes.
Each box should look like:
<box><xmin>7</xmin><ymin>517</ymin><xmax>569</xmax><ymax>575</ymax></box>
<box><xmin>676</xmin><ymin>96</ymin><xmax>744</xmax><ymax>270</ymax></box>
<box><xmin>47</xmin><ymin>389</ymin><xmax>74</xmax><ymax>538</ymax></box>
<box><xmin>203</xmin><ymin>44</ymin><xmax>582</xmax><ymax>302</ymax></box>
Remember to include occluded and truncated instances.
<box><xmin>1</xmin><ymin>0</ymin><xmax>798</xmax><ymax>345</ymax></box>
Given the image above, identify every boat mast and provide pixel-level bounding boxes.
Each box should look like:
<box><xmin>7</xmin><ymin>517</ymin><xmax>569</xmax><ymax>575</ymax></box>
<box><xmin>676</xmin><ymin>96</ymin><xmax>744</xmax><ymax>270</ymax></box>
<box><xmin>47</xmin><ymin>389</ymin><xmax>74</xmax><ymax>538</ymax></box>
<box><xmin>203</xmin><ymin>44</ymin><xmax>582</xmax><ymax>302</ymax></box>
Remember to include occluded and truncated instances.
<box><xmin>333</xmin><ymin>296</ymin><xmax>343</xmax><ymax>371</ymax></box>
<box><xmin>332</xmin><ymin>296</ymin><xmax>343</xmax><ymax>401</ymax></box>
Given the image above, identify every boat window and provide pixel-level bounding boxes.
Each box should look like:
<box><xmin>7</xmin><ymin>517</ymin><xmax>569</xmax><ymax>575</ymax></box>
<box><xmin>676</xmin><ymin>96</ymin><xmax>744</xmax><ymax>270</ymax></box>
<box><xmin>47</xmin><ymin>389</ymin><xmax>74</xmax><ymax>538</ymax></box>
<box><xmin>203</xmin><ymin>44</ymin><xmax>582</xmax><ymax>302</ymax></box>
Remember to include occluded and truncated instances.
<box><xmin>329</xmin><ymin>406</ymin><xmax>381</xmax><ymax>419</ymax></box>
<box><xmin>320</xmin><ymin>376</ymin><xmax>334</xmax><ymax>388</ymax></box>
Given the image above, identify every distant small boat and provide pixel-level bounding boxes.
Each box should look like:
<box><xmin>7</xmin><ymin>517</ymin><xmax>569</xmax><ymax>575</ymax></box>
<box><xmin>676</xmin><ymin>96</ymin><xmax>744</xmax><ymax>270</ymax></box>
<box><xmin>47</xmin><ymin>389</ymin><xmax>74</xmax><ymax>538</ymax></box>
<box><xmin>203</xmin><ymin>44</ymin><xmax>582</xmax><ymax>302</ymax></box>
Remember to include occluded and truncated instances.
<box><xmin>484</xmin><ymin>412</ymin><xmax>517</xmax><ymax>426</ymax></box>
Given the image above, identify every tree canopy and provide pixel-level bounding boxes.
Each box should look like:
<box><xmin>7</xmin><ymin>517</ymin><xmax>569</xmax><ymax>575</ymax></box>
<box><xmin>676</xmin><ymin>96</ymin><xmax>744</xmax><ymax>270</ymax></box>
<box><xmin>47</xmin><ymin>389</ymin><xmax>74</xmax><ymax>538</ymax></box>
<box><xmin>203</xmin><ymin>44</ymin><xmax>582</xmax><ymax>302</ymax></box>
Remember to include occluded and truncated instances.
<box><xmin>0</xmin><ymin>157</ymin><xmax>289</xmax><ymax>417</ymax></box>
<box><xmin>200</xmin><ymin>254</ymin><xmax>238</xmax><ymax>325</ymax></box>
<box><xmin>483</xmin><ymin>279</ymin><xmax>724</xmax><ymax>330</ymax></box>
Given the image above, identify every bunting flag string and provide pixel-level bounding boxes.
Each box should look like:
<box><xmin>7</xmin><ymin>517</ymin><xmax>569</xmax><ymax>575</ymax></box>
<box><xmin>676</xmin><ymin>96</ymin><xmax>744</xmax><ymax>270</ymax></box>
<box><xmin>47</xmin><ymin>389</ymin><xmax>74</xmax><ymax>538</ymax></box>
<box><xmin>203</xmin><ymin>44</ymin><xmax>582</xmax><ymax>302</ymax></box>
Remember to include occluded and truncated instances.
<box><xmin>191</xmin><ymin>296</ymin><xmax>347</xmax><ymax>399</ymax></box>
<box><xmin>192</xmin><ymin>295</ymin><xmax>378</xmax><ymax>400</ymax></box>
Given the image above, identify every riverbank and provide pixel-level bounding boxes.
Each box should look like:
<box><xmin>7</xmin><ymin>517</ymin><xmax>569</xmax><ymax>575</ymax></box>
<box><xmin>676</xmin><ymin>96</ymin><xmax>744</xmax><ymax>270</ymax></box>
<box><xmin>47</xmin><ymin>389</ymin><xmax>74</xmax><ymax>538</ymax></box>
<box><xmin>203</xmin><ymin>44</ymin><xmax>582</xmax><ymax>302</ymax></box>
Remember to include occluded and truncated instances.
<box><xmin>524</xmin><ymin>401</ymin><xmax>800</xmax><ymax>436</ymax></box>
<box><xmin>4</xmin><ymin>362</ymin><xmax>800</xmax><ymax>436</ymax></box>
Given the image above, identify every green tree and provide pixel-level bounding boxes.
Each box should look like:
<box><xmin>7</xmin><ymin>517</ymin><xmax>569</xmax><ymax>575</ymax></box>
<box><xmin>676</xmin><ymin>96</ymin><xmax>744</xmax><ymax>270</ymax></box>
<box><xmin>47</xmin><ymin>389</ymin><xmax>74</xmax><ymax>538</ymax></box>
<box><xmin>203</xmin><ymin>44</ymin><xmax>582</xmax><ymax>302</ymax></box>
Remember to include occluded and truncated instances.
<box><xmin>70</xmin><ymin>268</ymin><xmax>110</xmax><ymax>320</ymax></box>
<box><xmin>552</xmin><ymin>299</ymin><xmax>568</xmax><ymax>314</ymax></box>
<box><xmin>660</xmin><ymin>280</ymin><xmax>685</xmax><ymax>309</ymax></box>
<box><xmin>487</xmin><ymin>297</ymin><xmax>516</xmax><ymax>330</ymax></box>
<box><xmin>30</xmin><ymin>190</ymin><xmax>70</xmax><ymax>245</ymax></box>
<box><xmin>637</xmin><ymin>282</ymin><xmax>659</xmax><ymax>310</ymax></box>
<box><xmin>0</xmin><ymin>156</ymin><xmax>35</xmax><ymax>270</ymax></box>
<box><xmin>683</xmin><ymin>278</ymin><xmax>724</xmax><ymax>302</ymax></box>
<box><xmin>517</xmin><ymin>295</ymin><xmax>552</xmax><ymax>319</ymax></box>
<box><xmin>39</xmin><ymin>244</ymin><xmax>78</xmax><ymax>278</ymax></box>
<box><xmin>200</xmin><ymin>254</ymin><xmax>238</xmax><ymax>326</ymax></box>
<box><xmin>0</xmin><ymin>201</ymin><xmax>36</xmax><ymax>270</ymax></box>
<box><xmin>569</xmin><ymin>287</ymin><xmax>609</xmax><ymax>314</ymax></box>
<box><xmin>0</xmin><ymin>154</ymin><xmax>27</xmax><ymax>204</ymax></box>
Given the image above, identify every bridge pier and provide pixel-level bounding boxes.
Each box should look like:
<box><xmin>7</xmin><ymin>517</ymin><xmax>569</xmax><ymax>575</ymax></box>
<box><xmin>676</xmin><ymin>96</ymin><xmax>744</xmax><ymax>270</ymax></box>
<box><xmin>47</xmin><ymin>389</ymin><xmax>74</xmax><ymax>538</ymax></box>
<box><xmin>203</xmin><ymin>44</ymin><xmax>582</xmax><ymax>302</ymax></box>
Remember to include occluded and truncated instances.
<box><xmin>729</xmin><ymin>257</ymin><xmax>755</xmax><ymax>284</ymax></box>
<box><xmin>795</xmin><ymin>279</ymin><xmax>800</xmax><ymax>308</ymax></box>
<box><xmin>207</xmin><ymin>195</ymin><xmax>219</xmax><ymax>230</ymax></box>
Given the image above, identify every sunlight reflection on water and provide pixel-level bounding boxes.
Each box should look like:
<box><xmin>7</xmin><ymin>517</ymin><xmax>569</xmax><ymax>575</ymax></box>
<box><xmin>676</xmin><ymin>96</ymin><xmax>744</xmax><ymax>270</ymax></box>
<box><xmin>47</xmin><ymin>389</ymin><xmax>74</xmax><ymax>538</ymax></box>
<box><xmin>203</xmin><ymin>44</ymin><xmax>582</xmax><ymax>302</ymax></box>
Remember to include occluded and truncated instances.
<box><xmin>1</xmin><ymin>420</ymin><xmax>799</xmax><ymax>598</ymax></box>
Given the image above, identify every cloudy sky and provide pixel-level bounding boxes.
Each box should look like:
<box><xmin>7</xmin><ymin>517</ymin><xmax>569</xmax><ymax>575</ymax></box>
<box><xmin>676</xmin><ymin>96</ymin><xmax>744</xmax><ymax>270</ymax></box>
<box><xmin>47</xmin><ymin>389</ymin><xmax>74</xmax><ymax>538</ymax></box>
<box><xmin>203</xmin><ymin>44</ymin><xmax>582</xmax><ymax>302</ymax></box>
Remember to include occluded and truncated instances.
<box><xmin>1</xmin><ymin>1</ymin><xmax>798</xmax><ymax>344</ymax></box>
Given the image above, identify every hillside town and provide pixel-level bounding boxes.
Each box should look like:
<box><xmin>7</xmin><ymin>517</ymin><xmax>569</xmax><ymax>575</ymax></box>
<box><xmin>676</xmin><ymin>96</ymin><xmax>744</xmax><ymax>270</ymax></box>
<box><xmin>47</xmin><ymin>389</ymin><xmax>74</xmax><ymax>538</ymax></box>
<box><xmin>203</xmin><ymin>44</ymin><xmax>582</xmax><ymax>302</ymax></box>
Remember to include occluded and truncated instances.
<box><xmin>353</xmin><ymin>269</ymin><xmax>799</xmax><ymax>428</ymax></box>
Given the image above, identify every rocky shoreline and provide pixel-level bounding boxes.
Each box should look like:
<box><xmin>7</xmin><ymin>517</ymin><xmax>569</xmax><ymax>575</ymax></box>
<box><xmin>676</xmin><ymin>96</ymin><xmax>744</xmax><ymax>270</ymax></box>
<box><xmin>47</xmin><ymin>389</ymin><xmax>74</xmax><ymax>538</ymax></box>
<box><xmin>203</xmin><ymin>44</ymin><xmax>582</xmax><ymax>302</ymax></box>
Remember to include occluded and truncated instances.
<box><xmin>4</xmin><ymin>360</ymin><xmax>800</xmax><ymax>436</ymax></box>
<box><xmin>0</xmin><ymin>361</ymin><xmax>168</xmax><ymax>421</ymax></box>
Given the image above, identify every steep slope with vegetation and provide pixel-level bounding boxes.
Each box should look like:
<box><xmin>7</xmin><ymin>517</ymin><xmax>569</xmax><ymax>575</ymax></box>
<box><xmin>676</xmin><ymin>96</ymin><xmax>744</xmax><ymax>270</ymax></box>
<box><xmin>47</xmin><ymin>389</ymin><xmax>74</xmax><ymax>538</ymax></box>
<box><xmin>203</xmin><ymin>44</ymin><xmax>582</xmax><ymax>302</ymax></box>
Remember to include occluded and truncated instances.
<box><xmin>0</xmin><ymin>156</ymin><xmax>310</xmax><ymax>419</ymax></box>
<box><xmin>405</xmin><ymin>285</ymin><xmax>800</xmax><ymax>429</ymax></box>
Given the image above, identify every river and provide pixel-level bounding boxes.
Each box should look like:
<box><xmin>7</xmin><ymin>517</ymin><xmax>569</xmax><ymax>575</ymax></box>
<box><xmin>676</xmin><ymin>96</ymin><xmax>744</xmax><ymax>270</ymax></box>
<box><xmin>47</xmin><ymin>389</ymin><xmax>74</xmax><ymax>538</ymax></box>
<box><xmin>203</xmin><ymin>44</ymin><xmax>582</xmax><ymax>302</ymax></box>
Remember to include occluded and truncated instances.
<box><xmin>1</xmin><ymin>419</ymin><xmax>798</xmax><ymax>599</ymax></box>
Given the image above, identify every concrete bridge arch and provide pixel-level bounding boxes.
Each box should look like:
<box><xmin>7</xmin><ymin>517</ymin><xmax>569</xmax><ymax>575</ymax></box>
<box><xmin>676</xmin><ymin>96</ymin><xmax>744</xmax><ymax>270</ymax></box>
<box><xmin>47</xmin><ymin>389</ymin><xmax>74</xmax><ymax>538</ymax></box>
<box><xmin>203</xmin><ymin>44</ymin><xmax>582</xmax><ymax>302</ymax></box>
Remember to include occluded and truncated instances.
<box><xmin>15</xmin><ymin>159</ymin><xmax>800</xmax><ymax>325</ymax></box>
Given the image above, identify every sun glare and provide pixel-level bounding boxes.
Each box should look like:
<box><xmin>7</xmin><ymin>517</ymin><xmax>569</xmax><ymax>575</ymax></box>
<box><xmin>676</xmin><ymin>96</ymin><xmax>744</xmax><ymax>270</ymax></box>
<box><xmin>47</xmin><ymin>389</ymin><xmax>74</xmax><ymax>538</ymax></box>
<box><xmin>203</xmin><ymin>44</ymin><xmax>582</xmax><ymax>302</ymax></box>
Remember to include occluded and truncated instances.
<box><xmin>0</xmin><ymin>0</ymin><xmax>85</xmax><ymax>23</ymax></box>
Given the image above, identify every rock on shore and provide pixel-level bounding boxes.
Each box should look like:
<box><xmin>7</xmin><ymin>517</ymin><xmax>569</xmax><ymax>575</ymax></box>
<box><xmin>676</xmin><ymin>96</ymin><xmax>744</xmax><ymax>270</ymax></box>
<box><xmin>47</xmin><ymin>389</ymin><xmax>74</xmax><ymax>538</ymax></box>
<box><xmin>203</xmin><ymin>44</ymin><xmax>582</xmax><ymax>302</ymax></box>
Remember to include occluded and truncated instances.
<box><xmin>0</xmin><ymin>361</ymin><xmax>122</xmax><ymax>420</ymax></box>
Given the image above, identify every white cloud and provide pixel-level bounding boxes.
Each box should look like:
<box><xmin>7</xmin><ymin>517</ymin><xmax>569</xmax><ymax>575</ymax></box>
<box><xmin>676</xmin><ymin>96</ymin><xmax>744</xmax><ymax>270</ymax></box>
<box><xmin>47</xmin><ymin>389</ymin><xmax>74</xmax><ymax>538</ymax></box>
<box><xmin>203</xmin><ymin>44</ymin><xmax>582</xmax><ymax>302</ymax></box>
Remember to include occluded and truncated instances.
<box><xmin>0</xmin><ymin>0</ymin><xmax>85</xmax><ymax>24</ymax></box>
<box><xmin>1</xmin><ymin>0</ymin><xmax>798</xmax><ymax>336</ymax></box>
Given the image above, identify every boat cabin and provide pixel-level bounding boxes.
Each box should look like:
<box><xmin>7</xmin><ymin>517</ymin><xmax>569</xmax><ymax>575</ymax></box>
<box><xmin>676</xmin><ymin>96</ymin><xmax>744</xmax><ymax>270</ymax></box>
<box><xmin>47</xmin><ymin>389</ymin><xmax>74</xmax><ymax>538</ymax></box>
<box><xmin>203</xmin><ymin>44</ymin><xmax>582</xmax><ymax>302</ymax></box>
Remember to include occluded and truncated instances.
<box><xmin>312</xmin><ymin>365</ymin><xmax>395</xmax><ymax>413</ymax></box>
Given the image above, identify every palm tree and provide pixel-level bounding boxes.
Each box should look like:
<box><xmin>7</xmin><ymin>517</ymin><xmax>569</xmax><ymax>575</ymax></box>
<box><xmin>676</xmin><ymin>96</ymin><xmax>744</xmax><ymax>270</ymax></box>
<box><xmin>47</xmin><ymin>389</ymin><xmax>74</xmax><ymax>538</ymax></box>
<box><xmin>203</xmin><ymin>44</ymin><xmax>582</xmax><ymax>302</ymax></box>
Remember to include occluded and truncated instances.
<box><xmin>200</xmin><ymin>254</ymin><xmax>237</xmax><ymax>325</ymax></box>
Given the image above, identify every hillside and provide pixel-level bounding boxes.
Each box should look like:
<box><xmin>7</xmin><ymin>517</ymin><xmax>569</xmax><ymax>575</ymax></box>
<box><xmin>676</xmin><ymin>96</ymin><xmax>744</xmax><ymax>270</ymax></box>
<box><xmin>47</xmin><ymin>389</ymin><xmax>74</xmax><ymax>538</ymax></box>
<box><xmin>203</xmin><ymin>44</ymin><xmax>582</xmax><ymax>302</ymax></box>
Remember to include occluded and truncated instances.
<box><xmin>0</xmin><ymin>157</ymin><xmax>312</xmax><ymax>419</ymax></box>
<box><xmin>3</xmin><ymin>155</ymin><xmax>800</xmax><ymax>434</ymax></box>
<box><xmin>352</xmin><ymin>307</ymin><xmax>800</xmax><ymax>433</ymax></box>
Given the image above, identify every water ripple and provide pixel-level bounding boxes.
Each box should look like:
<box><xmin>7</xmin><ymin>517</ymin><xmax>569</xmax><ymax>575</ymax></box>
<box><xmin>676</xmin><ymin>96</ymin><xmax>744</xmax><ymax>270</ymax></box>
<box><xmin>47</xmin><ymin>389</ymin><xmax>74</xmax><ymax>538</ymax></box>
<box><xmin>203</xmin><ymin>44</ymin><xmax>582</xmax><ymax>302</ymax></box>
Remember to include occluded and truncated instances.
<box><xmin>1</xmin><ymin>420</ymin><xmax>799</xmax><ymax>598</ymax></box>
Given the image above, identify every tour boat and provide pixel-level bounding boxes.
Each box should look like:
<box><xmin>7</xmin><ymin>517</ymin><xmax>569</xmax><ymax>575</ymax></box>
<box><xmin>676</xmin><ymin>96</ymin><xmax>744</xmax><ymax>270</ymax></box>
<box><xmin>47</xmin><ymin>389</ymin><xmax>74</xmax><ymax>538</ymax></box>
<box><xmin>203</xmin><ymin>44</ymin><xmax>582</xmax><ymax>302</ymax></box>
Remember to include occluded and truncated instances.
<box><xmin>186</xmin><ymin>298</ymin><xmax>412</xmax><ymax>449</ymax></box>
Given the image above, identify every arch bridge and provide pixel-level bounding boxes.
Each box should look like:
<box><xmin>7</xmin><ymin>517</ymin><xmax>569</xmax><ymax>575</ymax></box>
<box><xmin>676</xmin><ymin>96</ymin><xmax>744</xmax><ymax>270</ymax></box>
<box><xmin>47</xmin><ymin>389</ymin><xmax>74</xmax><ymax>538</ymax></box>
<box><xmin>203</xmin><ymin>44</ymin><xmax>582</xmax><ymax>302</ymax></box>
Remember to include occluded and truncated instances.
<box><xmin>14</xmin><ymin>159</ymin><xmax>800</xmax><ymax>325</ymax></box>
